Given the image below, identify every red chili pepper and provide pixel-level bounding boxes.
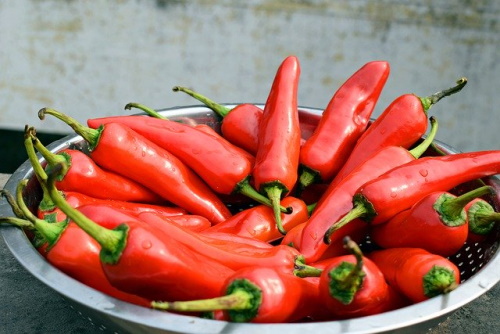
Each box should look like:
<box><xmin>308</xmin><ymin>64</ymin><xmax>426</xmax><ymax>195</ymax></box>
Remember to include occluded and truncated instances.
<box><xmin>43</xmin><ymin>165</ymin><xmax>235</xmax><ymax>301</ymax></box>
<box><xmin>465</xmin><ymin>196</ymin><xmax>500</xmax><ymax>243</ymax></box>
<box><xmin>30</xmin><ymin>131</ymin><xmax>164</xmax><ymax>204</ymax></box>
<box><xmin>298</xmin><ymin>61</ymin><xmax>390</xmax><ymax>191</ymax></box>
<box><xmin>301</xmin><ymin>117</ymin><xmax>439</xmax><ymax>262</ymax></box>
<box><xmin>1</xmin><ymin>181</ymin><xmax>152</xmax><ymax>307</ymax></box>
<box><xmin>370</xmin><ymin>186</ymin><xmax>493</xmax><ymax>257</ymax></box>
<box><xmin>202</xmin><ymin>196</ymin><xmax>309</xmax><ymax>243</ymax></box>
<box><xmin>38</xmin><ymin>108</ymin><xmax>232</xmax><ymax>224</ymax></box>
<box><xmin>368</xmin><ymin>248</ymin><xmax>460</xmax><ymax>303</ymax></box>
<box><xmin>171</xmin><ymin>87</ymin><xmax>321</xmax><ymax>155</ymax></box>
<box><xmin>333</xmin><ymin>78</ymin><xmax>467</xmax><ymax>182</ymax></box>
<box><xmin>252</xmin><ymin>56</ymin><xmax>301</xmax><ymax>234</ymax></box>
<box><xmin>328</xmin><ymin>150</ymin><xmax>500</xmax><ymax>237</ymax></box>
<box><xmin>86</xmin><ymin>105</ymin><xmax>286</xmax><ymax>212</ymax></box>
<box><xmin>151</xmin><ymin>266</ymin><xmax>322</xmax><ymax>323</ymax></box>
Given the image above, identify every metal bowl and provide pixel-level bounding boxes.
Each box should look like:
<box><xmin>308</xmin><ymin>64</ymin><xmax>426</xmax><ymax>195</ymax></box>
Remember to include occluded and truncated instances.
<box><xmin>1</xmin><ymin>105</ymin><xmax>499</xmax><ymax>334</ymax></box>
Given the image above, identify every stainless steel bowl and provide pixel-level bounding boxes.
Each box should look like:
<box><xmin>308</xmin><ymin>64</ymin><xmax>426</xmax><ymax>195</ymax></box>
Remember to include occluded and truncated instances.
<box><xmin>1</xmin><ymin>105</ymin><xmax>499</xmax><ymax>334</ymax></box>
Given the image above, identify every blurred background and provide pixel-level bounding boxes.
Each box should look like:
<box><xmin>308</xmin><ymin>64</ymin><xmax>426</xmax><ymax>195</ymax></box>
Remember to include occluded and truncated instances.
<box><xmin>0</xmin><ymin>0</ymin><xmax>499</xmax><ymax>173</ymax></box>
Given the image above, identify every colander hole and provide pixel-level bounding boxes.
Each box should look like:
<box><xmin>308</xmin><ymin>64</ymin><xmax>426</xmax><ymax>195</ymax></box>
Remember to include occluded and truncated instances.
<box><xmin>477</xmin><ymin>248</ymin><xmax>483</xmax><ymax>253</ymax></box>
<box><xmin>458</xmin><ymin>262</ymin><xmax>464</xmax><ymax>267</ymax></box>
<box><xmin>469</xmin><ymin>259</ymin><xmax>475</xmax><ymax>265</ymax></box>
<box><xmin>456</xmin><ymin>252</ymin><xmax>462</xmax><ymax>258</ymax></box>
<box><xmin>467</xmin><ymin>253</ymin><xmax>473</xmax><ymax>258</ymax></box>
<box><xmin>465</xmin><ymin>246</ymin><xmax>471</xmax><ymax>251</ymax></box>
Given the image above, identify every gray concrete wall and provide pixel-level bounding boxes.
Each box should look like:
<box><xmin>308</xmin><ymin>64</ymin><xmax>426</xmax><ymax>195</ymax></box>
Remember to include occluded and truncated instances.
<box><xmin>0</xmin><ymin>0</ymin><xmax>499</xmax><ymax>152</ymax></box>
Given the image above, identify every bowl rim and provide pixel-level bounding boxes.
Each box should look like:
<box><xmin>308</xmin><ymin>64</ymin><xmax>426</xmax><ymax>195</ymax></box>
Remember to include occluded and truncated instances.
<box><xmin>0</xmin><ymin>104</ymin><xmax>499</xmax><ymax>334</ymax></box>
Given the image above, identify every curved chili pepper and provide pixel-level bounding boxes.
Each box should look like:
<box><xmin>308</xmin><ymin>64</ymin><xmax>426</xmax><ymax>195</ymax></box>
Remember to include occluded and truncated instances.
<box><xmin>333</xmin><ymin>78</ymin><xmax>467</xmax><ymax>182</ymax></box>
<box><xmin>252</xmin><ymin>55</ymin><xmax>301</xmax><ymax>234</ymax></box>
<box><xmin>151</xmin><ymin>266</ymin><xmax>321</xmax><ymax>323</ymax></box>
<box><xmin>316</xmin><ymin>237</ymin><xmax>391</xmax><ymax>319</ymax></box>
<box><xmin>42</xmin><ymin>164</ymin><xmax>235</xmax><ymax>301</ymax></box>
<box><xmin>298</xmin><ymin>61</ymin><xmax>390</xmax><ymax>191</ymax></box>
<box><xmin>30</xmin><ymin>131</ymin><xmax>164</xmax><ymax>204</ymax></box>
<box><xmin>301</xmin><ymin>117</ymin><xmax>439</xmax><ymax>262</ymax></box>
<box><xmin>1</xmin><ymin>181</ymin><xmax>152</xmax><ymax>307</ymax></box>
<box><xmin>202</xmin><ymin>196</ymin><xmax>309</xmax><ymax>243</ymax></box>
<box><xmin>38</xmin><ymin>108</ymin><xmax>232</xmax><ymax>224</ymax></box>
<box><xmin>465</xmin><ymin>196</ymin><xmax>500</xmax><ymax>243</ymax></box>
<box><xmin>368</xmin><ymin>248</ymin><xmax>460</xmax><ymax>303</ymax></box>
<box><xmin>370</xmin><ymin>186</ymin><xmax>493</xmax><ymax>257</ymax></box>
<box><xmin>171</xmin><ymin>87</ymin><xmax>321</xmax><ymax>155</ymax></box>
<box><xmin>86</xmin><ymin>106</ymin><xmax>286</xmax><ymax>212</ymax></box>
<box><xmin>327</xmin><ymin>149</ymin><xmax>500</xmax><ymax>238</ymax></box>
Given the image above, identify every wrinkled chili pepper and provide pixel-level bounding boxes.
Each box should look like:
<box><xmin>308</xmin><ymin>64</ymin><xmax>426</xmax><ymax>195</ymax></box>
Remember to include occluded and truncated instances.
<box><xmin>171</xmin><ymin>87</ymin><xmax>321</xmax><ymax>155</ymax></box>
<box><xmin>151</xmin><ymin>266</ymin><xmax>322</xmax><ymax>323</ymax></box>
<box><xmin>38</xmin><ymin>108</ymin><xmax>232</xmax><ymax>224</ymax></box>
<box><xmin>87</xmin><ymin>105</ymin><xmax>287</xmax><ymax>213</ymax></box>
<box><xmin>1</xmin><ymin>182</ymin><xmax>152</xmax><ymax>307</ymax></box>
<box><xmin>202</xmin><ymin>196</ymin><xmax>310</xmax><ymax>243</ymax></box>
<box><xmin>29</xmin><ymin>130</ymin><xmax>164</xmax><ymax>204</ymax></box>
<box><xmin>252</xmin><ymin>55</ymin><xmax>302</xmax><ymax>234</ymax></box>
<box><xmin>370</xmin><ymin>186</ymin><xmax>493</xmax><ymax>257</ymax></box>
<box><xmin>368</xmin><ymin>248</ymin><xmax>460</xmax><ymax>303</ymax></box>
<box><xmin>332</xmin><ymin>78</ymin><xmax>467</xmax><ymax>182</ymax></box>
<box><xmin>298</xmin><ymin>61</ymin><xmax>390</xmax><ymax>192</ymax></box>
<box><xmin>326</xmin><ymin>149</ymin><xmax>500</xmax><ymax>238</ymax></box>
<box><xmin>43</xmin><ymin>163</ymin><xmax>235</xmax><ymax>301</ymax></box>
<box><xmin>301</xmin><ymin>117</ymin><xmax>439</xmax><ymax>262</ymax></box>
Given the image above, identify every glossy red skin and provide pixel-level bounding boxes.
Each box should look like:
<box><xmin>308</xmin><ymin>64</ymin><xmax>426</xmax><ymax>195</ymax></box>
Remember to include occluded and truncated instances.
<box><xmin>137</xmin><ymin>212</ymin><xmax>211</xmax><ymax>233</ymax></box>
<box><xmin>37</xmin><ymin>191</ymin><xmax>187</xmax><ymax>223</ymax></box>
<box><xmin>221</xmin><ymin>266</ymin><xmax>321</xmax><ymax>323</ymax></box>
<box><xmin>100</xmin><ymin>219</ymin><xmax>235</xmax><ymax>301</ymax></box>
<box><xmin>318</xmin><ymin>255</ymin><xmax>390</xmax><ymax>319</ymax></box>
<box><xmin>203</xmin><ymin>196</ymin><xmax>309</xmax><ymax>242</ymax></box>
<box><xmin>87</xmin><ymin>122</ymin><xmax>231</xmax><ymax>224</ymax></box>
<box><xmin>253</xmin><ymin>56</ymin><xmax>301</xmax><ymax>193</ymax></box>
<box><xmin>106</xmin><ymin>208</ymin><xmax>300</xmax><ymax>271</ymax></box>
<box><xmin>356</xmin><ymin>150</ymin><xmax>500</xmax><ymax>225</ymax></box>
<box><xmin>299</xmin><ymin>146</ymin><xmax>418</xmax><ymax>263</ymax></box>
<box><xmin>51</xmin><ymin>149</ymin><xmax>163</xmax><ymax>204</ymax></box>
<box><xmin>370</xmin><ymin>191</ymin><xmax>469</xmax><ymax>257</ymax></box>
<box><xmin>41</xmin><ymin>222</ymin><xmax>151</xmax><ymax>307</ymax></box>
<box><xmin>87</xmin><ymin>116</ymin><xmax>253</xmax><ymax>195</ymax></box>
<box><xmin>300</xmin><ymin>61</ymin><xmax>390</xmax><ymax>182</ymax></box>
<box><xmin>334</xmin><ymin>94</ymin><xmax>428</xmax><ymax>182</ymax></box>
<box><xmin>368</xmin><ymin>248</ymin><xmax>460</xmax><ymax>303</ymax></box>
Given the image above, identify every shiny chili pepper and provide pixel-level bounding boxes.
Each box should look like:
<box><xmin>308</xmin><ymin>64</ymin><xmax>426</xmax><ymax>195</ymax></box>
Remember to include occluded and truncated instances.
<box><xmin>332</xmin><ymin>78</ymin><xmax>467</xmax><ymax>182</ymax></box>
<box><xmin>38</xmin><ymin>108</ymin><xmax>232</xmax><ymax>224</ymax></box>
<box><xmin>29</xmin><ymin>130</ymin><xmax>164</xmax><ymax>204</ymax></box>
<box><xmin>298</xmin><ymin>61</ymin><xmax>390</xmax><ymax>192</ymax></box>
<box><xmin>465</xmin><ymin>195</ymin><xmax>500</xmax><ymax>243</ymax></box>
<box><xmin>43</xmin><ymin>164</ymin><xmax>235</xmax><ymax>301</ymax></box>
<box><xmin>370</xmin><ymin>186</ymin><xmax>493</xmax><ymax>257</ymax></box>
<box><xmin>86</xmin><ymin>105</ymin><xmax>287</xmax><ymax>212</ymax></box>
<box><xmin>252</xmin><ymin>55</ymin><xmax>301</xmax><ymax>234</ymax></box>
<box><xmin>202</xmin><ymin>196</ymin><xmax>309</xmax><ymax>243</ymax></box>
<box><xmin>151</xmin><ymin>266</ymin><xmax>321</xmax><ymax>323</ymax></box>
<box><xmin>171</xmin><ymin>87</ymin><xmax>321</xmax><ymax>155</ymax></box>
<box><xmin>301</xmin><ymin>117</ymin><xmax>439</xmax><ymax>262</ymax></box>
<box><xmin>128</xmin><ymin>209</ymin><xmax>301</xmax><ymax>271</ymax></box>
<box><xmin>368</xmin><ymin>248</ymin><xmax>460</xmax><ymax>303</ymax></box>
<box><xmin>327</xmin><ymin>149</ymin><xmax>500</xmax><ymax>237</ymax></box>
<box><xmin>1</xmin><ymin>181</ymin><xmax>152</xmax><ymax>307</ymax></box>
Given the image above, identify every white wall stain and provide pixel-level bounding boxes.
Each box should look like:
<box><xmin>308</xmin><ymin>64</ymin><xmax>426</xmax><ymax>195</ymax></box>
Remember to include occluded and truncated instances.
<box><xmin>0</xmin><ymin>0</ymin><xmax>498</xmax><ymax>152</ymax></box>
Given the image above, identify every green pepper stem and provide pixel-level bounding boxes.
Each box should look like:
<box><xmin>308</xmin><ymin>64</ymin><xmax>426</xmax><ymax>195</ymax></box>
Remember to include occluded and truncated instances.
<box><xmin>409</xmin><ymin>116</ymin><xmax>439</xmax><ymax>159</ymax></box>
<box><xmin>467</xmin><ymin>200</ymin><xmax>500</xmax><ymax>235</ymax></box>
<box><xmin>293</xmin><ymin>256</ymin><xmax>323</xmax><ymax>278</ymax></box>
<box><xmin>124</xmin><ymin>102</ymin><xmax>168</xmax><ymax>120</ymax></box>
<box><xmin>297</xmin><ymin>166</ymin><xmax>320</xmax><ymax>196</ymax></box>
<box><xmin>152</xmin><ymin>289</ymin><xmax>252</xmax><ymax>312</ymax></box>
<box><xmin>38</xmin><ymin>108</ymin><xmax>101</xmax><ymax>151</ymax></box>
<box><xmin>437</xmin><ymin>186</ymin><xmax>493</xmax><ymax>227</ymax></box>
<box><xmin>0</xmin><ymin>217</ymin><xmax>35</xmax><ymax>230</ymax></box>
<box><xmin>1</xmin><ymin>189</ymin><xmax>26</xmax><ymax>219</ymax></box>
<box><xmin>324</xmin><ymin>201</ymin><xmax>370</xmax><ymax>244</ymax></box>
<box><xmin>423</xmin><ymin>265</ymin><xmax>458</xmax><ymax>298</ymax></box>
<box><xmin>420</xmin><ymin>77</ymin><xmax>467</xmax><ymax>112</ymax></box>
<box><xmin>172</xmin><ymin>86</ymin><xmax>231</xmax><ymax>118</ymax></box>
<box><xmin>43</xmin><ymin>163</ymin><xmax>126</xmax><ymax>263</ymax></box>
<box><xmin>237</xmin><ymin>178</ymin><xmax>290</xmax><ymax>213</ymax></box>
<box><xmin>30</xmin><ymin>132</ymin><xmax>70</xmax><ymax>180</ymax></box>
<box><xmin>265</xmin><ymin>186</ymin><xmax>287</xmax><ymax>235</ymax></box>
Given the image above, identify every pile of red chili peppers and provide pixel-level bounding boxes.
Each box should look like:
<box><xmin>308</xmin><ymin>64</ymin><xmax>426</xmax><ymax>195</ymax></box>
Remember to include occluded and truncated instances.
<box><xmin>2</xmin><ymin>56</ymin><xmax>500</xmax><ymax>324</ymax></box>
